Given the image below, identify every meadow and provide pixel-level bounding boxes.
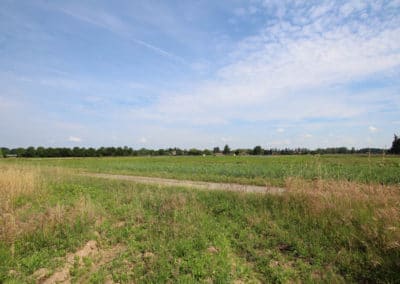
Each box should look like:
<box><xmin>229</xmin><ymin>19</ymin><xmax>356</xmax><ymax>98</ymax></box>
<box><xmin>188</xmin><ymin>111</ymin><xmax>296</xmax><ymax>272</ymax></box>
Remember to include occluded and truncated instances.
<box><xmin>1</xmin><ymin>154</ymin><xmax>400</xmax><ymax>186</ymax></box>
<box><xmin>0</xmin><ymin>155</ymin><xmax>399</xmax><ymax>283</ymax></box>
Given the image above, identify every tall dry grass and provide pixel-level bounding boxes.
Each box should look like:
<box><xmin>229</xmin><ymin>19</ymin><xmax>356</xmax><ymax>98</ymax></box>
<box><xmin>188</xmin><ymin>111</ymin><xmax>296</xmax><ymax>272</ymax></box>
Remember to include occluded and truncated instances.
<box><xmin>285</xmin><ymin>177</ymin><xmax>400</xmax><ymax>251</ymax></box>
<box><xmin>0</xmin><ymin>166</ymin><xmax>40</xmax><ymax>243</ymax></box>
<box><xmin>0</xmin><ymin>166</ymin><xmax>97</xmax><ymax>244</ymax></box>
<box><xmin>0</xmin><ymin>166</ymin><xmax>38</xmax><ymax>211</ymax></box>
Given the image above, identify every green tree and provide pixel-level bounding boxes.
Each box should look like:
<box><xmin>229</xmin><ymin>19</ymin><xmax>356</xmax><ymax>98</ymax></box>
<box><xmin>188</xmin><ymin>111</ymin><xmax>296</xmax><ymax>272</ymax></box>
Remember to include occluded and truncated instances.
<box><xmin>14</xmin><ymin>148</ymin><xmax>26</xmax><ymax>157</ymax></box>
<box><xmin>87</xmin><ymin>147</ymin><xmax>97</xmax><ymax>157</ymax></box>
<box><xmin>252</xmin><ymin>146</ymin><xmax>264</xmax><ymax>155</ymax></box>
<box><xmin>390</xmin><ymin>134</ymin><xmax>400</xmax><ymax>154</ymax></box>
<box><xmin>213</xmin><ymin>147</ymin><xmax>220</xmax><ymax>154</ymax></box>
<box><xmin>36</xmin><ymin>147</ymin><xmax>46</xmax><ymax>157</ymax></box>
<box><xmin>0</xmin><ymin>148</ymin><xmax>3</xmax><ymax>158</ymax></box>
<box><xmin>25</xmin><ymin>146</ymin><xmax>36</xmax><ymax>157</ymax></box>
<box><xmin>188</xmin><ymin>148</ymin><xmax>202</xmax><ymax>155</ymax></box>
<box><xmin>223</xmin><ymin>144</ymin><xmax>231</xmax><ymax>155</ymax></box>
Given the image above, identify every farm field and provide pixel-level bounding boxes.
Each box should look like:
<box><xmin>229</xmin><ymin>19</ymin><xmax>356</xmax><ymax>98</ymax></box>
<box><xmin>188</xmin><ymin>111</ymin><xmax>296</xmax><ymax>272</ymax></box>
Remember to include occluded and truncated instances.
<box><xmin>1</xmin><ymin>154</ymin><xmax>400</xmax><ymax>186</ymax></box>
<box><xmin>0</xmin><ymin>155</ymin><xmax>399</xmax><ymax>283</ymax></box>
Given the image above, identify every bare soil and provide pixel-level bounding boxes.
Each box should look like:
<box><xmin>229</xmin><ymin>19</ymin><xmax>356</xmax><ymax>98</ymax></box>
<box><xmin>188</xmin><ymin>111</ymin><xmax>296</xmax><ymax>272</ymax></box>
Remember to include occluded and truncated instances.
<box><xmin>34</xmin><ymin>240</ymin><xmax>125</xmax><ymax>284</ymax></box>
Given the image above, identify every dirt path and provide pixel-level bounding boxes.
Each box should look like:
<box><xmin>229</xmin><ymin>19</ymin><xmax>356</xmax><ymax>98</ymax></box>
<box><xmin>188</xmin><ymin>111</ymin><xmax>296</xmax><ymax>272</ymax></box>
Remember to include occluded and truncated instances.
<box><xmin>80</xmin><ymin>172</ymin><xmax>285</xmax><ymax>194</ymax></box>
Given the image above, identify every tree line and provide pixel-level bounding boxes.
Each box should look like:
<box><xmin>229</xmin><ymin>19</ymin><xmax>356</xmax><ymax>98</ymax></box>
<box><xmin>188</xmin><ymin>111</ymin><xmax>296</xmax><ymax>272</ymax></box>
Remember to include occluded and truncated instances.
<box><xmin>0</xmin><ymin>143</ymin><xmax>396</xmax><ymax>158</ymax></box>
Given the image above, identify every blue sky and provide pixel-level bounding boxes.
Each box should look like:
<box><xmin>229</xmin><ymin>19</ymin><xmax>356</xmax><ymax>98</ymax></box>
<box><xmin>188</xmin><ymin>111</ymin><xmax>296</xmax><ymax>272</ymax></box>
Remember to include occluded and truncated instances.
<box><xmin>1</xmin><ymin>0</ymin><xmax>399</xmax><ymax>149</ymax></box>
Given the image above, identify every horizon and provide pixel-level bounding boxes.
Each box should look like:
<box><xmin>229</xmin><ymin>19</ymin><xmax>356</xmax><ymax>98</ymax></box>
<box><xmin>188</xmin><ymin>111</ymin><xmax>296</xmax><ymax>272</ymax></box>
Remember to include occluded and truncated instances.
<box><xmin>1</xmin><ymin>0</ymin><xmax>399</xmax><ymax>149</ymax></box>
<box><xmin>0</xmin><ymin>144</ymin><xmax>391</xmax><ymax>152</ymax></box>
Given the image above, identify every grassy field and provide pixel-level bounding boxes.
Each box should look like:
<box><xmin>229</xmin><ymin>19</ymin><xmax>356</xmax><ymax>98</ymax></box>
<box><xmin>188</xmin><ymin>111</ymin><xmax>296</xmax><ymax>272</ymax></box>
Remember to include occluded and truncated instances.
<box><xmin>1</xmin><ymin>154</ymin><xmax>400</xmax><ymax>186</ymax></box>
<box><xmin>0</xmin><ymin>156</ymin><xmax>399</xmax><ymax>283</ymax></box>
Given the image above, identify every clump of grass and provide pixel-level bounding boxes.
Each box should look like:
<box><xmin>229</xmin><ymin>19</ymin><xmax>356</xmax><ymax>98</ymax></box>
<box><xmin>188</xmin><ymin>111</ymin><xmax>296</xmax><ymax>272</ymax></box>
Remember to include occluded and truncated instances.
<box><xmin>41</xmin><ymin>196</ymin><xmax>96</xmax><ymax>233</ymax></box>
<box><xmin>285</xmin><ymin>177</ymin><xmax>400</xmax><ymax>211</ymax></box>
<box><xmin>0</xmin><ymin>166</ymin><xmax>38</xmax><ymax>210</ymax></box>
<box><xmin>282</xmin><ymin>177</ymin><xmax>400</xmax><ymax>280</ymax></box>
<box><xmin>285</xmin><ymin>177</ymin><xmax>400</xmax><ymax>245</ymax></box>
<box><xmin>0</xmin><ymin>166</ymin><xmax>41</xmax><ymax>243</ymax></box>
<box><xmin>0</xmin><ymin>165</ymin><xmax>97</xmax><ymax>245</ymax></box>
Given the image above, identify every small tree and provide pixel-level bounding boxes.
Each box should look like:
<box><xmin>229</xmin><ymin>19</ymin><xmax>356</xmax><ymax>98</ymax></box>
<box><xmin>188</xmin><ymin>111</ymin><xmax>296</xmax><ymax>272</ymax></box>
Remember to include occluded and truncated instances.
<box><xmin>213</xmin><ymin>147</ymin><xmax>220</xmax><ymax>154</ymax></box>
<box><xmin>390</xmin><ymin>134</ymin><xmax>400</xmax><ymax>154</ymax></box>
<box><xmin>223</xmin><ymin>144</ymin><xmax>231</xmax><ymax>155</ymax></box>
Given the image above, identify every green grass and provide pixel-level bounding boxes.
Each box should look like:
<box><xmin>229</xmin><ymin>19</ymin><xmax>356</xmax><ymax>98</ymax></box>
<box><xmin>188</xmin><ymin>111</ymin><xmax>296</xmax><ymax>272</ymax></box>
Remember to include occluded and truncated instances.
<box><xmin>1</xmin><ymin>156</ymin><xmax>399</xmax><ymax>283</ymax></box>
<box><xmin>1</xmin><ymin>154</ymin><xmax>400</xmax><ymax>186</ymax></box>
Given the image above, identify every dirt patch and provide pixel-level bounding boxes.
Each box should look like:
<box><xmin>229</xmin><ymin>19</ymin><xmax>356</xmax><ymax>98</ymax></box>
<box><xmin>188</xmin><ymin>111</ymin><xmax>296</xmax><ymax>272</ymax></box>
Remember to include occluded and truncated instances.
<box><xmin>34</xmin><ymin>240</ymin><xmax>125</xmax><ymax>284</ymax></box>
<box><xmin>207</xmin><ymin>246</ymin><xmax>219</xmax><ymax>254</ymax></box>
<box><xmin>80</xmin><ymin>173</ymin><xmax>285</xmax><ymax>194</ymax></box>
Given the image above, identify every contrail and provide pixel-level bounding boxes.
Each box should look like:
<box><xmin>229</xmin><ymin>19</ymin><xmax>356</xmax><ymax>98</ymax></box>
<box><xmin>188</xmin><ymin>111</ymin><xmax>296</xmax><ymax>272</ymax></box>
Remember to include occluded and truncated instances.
<box><xmin>58</xmin><ymin>6</ymin><xmax>185</xmax><ymax>64</ymax></box>
<box><xmin>131</xmin><ymin>38</ymin><xmax>186</xmax><ymax>64</ymax></box>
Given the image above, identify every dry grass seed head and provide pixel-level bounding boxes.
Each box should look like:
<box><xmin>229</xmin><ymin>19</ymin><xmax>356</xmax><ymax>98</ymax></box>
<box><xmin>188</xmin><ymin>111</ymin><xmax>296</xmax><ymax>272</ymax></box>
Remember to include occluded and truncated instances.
<box><xmin>285</xmin><ymin>177</ymin><xmax>400</xmax><ymax>210</ymax></box>
<box><xmin>285</xmin><ymin>177</ymin><xmax>400</xmax><ymax>251</ymax></box>
<box><xmin>0</xmin><ymin>166</ymin><xmax>98</xmax><ymax>243</ymax></box>
<box><xmin>0</xmin><ymin>166</ymin><xmax>40</xmax><ymax>242</ymax></box>
<box><xmin>0</xmin><ymin>166</ymin><xmax>38</xmax><ymax>211</ymax></box>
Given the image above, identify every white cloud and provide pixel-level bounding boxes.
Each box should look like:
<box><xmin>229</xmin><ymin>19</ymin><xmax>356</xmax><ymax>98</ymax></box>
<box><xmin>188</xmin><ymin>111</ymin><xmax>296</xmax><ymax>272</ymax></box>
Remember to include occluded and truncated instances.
<box><xmin>369</xmin><ymin>126</ymin><xmax>378</xmax><ymax>133</ymax></box>
<box><xmin>68</xmin><ymin>136</ymin><xmax>82</xmax><ymax>142</ymax></box>
<box><xmin>127</xmin><ymin>1</ymin><xmax>400</xmax><ymax>126</ymax></box>
<box><xmin>1</xmin><ymin>1</ymin><xmax>399</xmax><ymax>149</ymax></box>
<box><xmin>304</xmin><ymin>134</ymin><xmax>313</xmax><ymax>138</ymax></box>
